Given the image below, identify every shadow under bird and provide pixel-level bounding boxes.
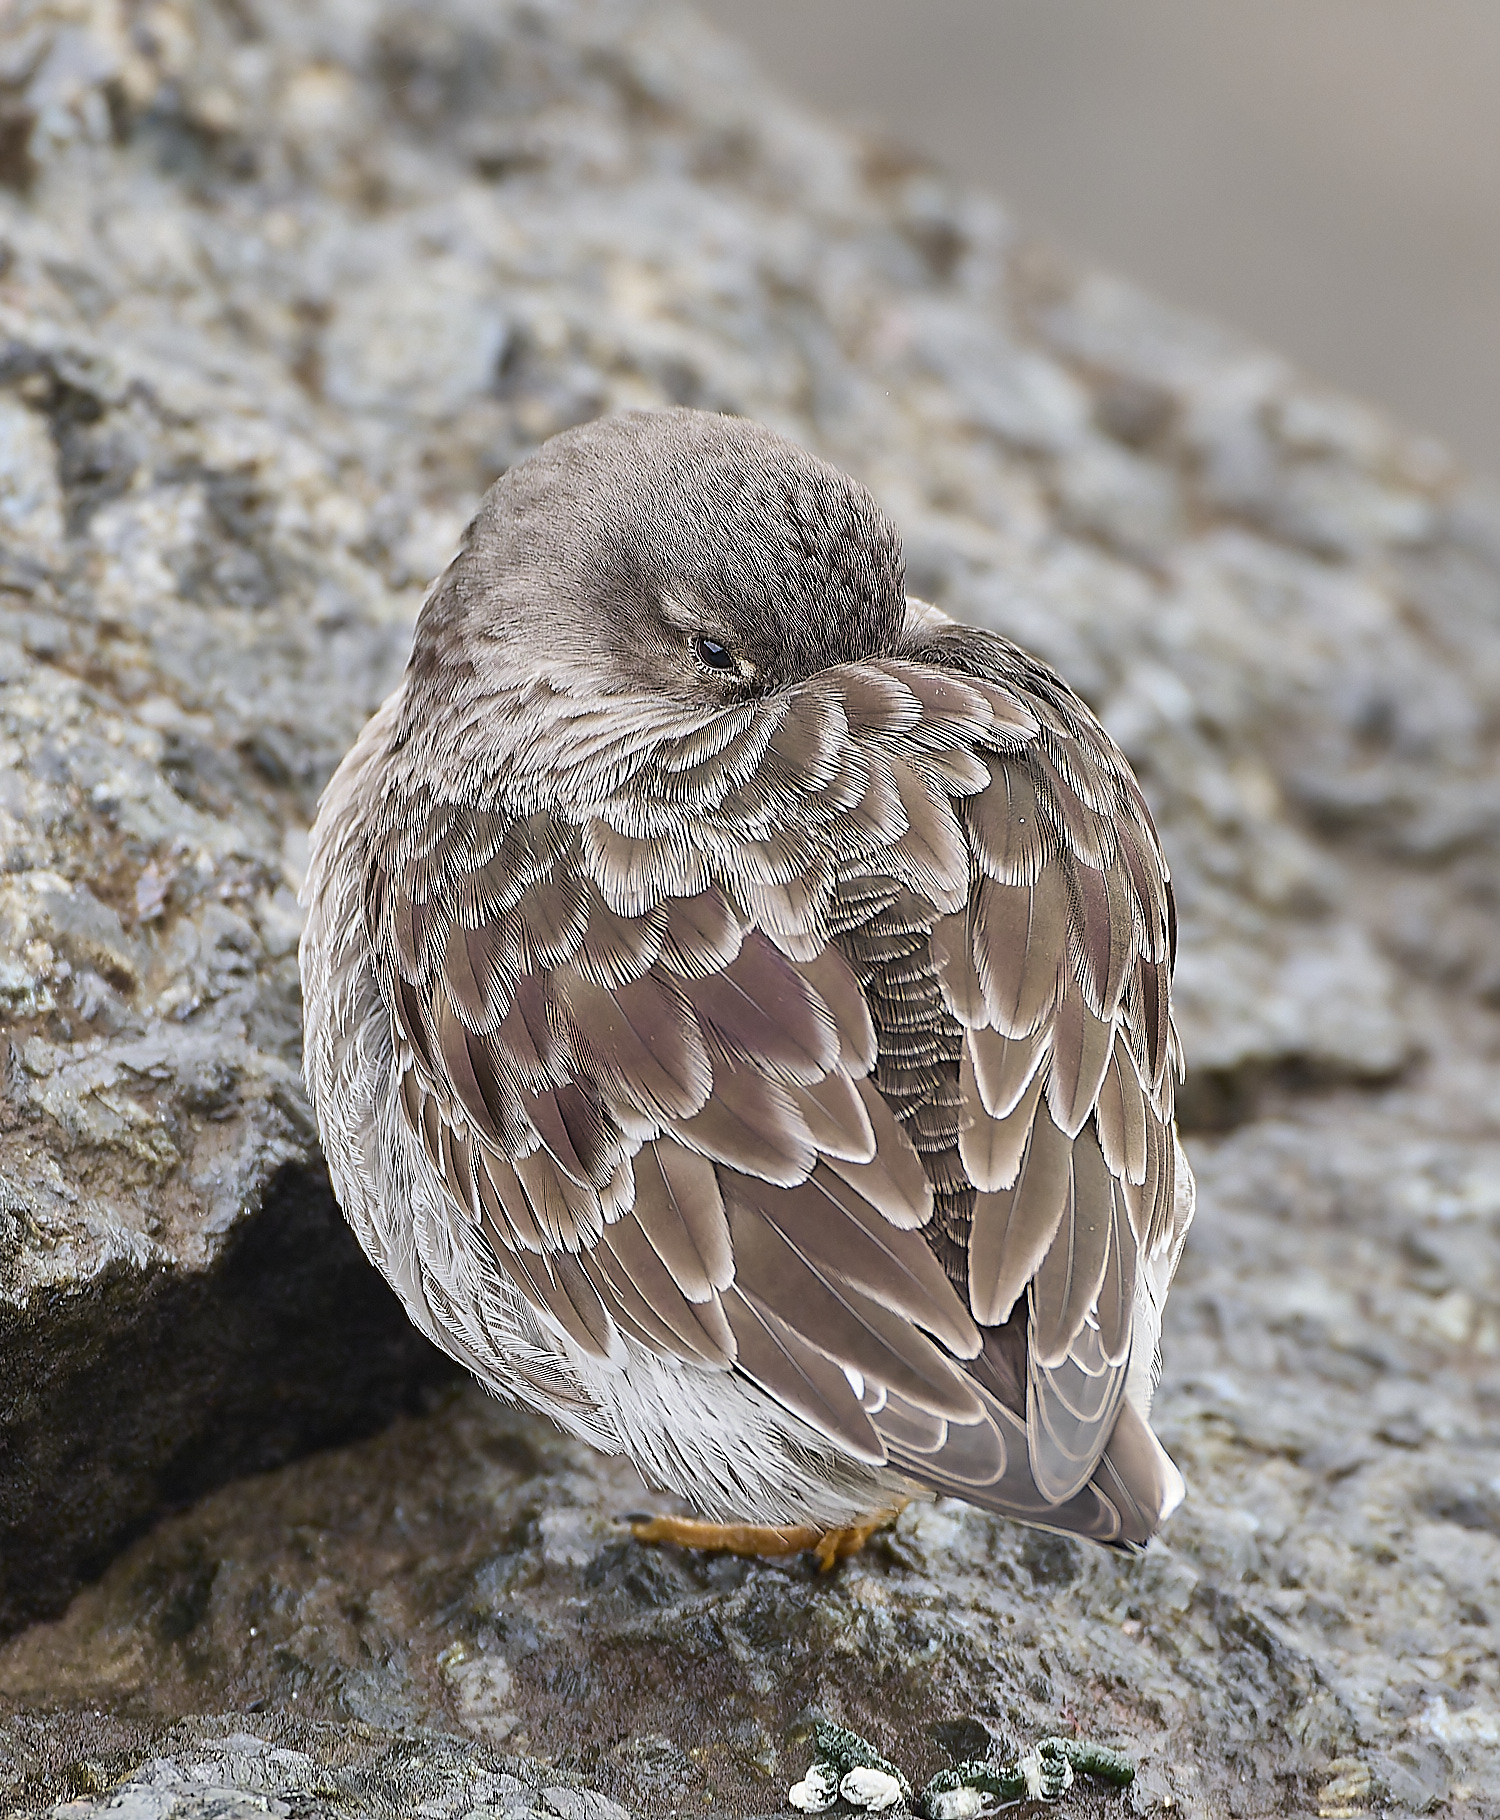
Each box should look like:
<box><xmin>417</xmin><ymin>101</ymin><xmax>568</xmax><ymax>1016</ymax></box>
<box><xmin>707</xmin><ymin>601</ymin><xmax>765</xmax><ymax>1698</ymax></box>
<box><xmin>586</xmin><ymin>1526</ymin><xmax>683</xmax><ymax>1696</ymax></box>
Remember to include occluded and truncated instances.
<box><xmin>300</xmin><ymin>408</ymin><xmax>1196</xmax><ymax>1565</ymax></box>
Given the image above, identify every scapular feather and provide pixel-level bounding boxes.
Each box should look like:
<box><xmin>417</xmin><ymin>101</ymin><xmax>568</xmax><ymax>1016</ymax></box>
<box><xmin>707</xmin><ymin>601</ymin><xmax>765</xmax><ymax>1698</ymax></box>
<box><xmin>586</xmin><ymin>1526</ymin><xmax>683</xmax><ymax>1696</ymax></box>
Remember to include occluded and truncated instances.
<box><xmin>658</xmin><ymin>886</ymin><xmax>744</xmax><ymax>979</ymax></box>
<box><xmin>554</xmin><ymin>967</ymin><xmax>713</xmax><ymax>1122</ymax></box>
<box><xmin>792</xmin><ymin>946</ymin><xmax>878</xmax><ymax>1074</ymax></box>
<box><xmin>672</xmin><ymin>1058</ymin><xmax>816</xmax><ymax>1185</ymax></box>
<box><xmin>681</xmin><ymin>932</ymin><xmax>839</xmax><ymax>1084</ymax></box>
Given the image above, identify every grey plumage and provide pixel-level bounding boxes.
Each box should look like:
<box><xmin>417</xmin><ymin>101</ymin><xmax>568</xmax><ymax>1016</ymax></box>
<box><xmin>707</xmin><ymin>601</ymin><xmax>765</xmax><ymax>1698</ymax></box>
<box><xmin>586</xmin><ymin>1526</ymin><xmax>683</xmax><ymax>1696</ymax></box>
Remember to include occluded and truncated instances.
<box><xmin>300</xmin><ymin>408</ymin><xmax>1196</xmax><ymax>1549</ymax></box>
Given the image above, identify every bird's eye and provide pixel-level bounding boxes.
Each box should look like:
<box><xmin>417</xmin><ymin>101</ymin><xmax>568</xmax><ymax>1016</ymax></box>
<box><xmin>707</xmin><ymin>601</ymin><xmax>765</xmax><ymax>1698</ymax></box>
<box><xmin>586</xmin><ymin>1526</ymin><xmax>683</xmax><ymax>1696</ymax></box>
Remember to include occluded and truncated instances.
<box><xmin>693</xmin><ymin>635</ymin><xmax>737</xmax><ymax>672</ymax></box>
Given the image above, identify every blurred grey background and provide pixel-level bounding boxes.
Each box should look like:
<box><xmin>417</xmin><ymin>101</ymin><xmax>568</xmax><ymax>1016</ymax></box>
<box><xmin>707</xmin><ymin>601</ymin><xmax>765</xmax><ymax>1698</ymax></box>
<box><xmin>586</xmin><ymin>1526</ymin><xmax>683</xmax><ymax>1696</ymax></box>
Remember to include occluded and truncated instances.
<box><xmin>698</xmin><ymin>0</ymin><xmax>1500</xmax><ymax>476</ymax></box>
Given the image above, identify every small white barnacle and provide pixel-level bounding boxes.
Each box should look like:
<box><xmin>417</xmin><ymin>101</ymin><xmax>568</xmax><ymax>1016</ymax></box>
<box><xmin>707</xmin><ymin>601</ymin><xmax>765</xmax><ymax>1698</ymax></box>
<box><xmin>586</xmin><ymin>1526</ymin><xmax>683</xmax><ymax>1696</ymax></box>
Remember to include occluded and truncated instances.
<box><xmin>840</xmin><ymin>1766</ymin><xmax>906</xmax><ymax>1811</ymax></box>
<box><xmin>1018</xmin><ymin>1749</ymin><xmax>1072</xmax><ymax>1802</ymax></box>
<box><xmin>788</xmin><ymin>1762</ymin><xmax>840</xmax><ymax>1813</ymax></box>
<box><xmin>927</xmin><ymin>1788</ymin><xmax>986</xmax><ymax>1820</ymax></box>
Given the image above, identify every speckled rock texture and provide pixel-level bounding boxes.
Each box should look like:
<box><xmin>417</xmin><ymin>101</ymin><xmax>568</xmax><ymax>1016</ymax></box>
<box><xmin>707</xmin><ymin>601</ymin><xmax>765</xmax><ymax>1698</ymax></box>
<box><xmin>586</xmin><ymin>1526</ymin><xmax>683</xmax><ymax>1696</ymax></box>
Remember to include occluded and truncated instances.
<box><xmin>1</xmin><ymin>0</ymin><xmax>1499</xmax><ymax>1816</ymax></box>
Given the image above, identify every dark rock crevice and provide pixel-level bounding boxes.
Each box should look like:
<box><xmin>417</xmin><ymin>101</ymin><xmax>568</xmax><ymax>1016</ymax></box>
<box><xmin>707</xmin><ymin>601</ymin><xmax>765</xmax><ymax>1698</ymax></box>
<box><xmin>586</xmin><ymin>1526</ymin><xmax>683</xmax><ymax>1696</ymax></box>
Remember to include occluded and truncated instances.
<box><xmin>0</xmin><ymin>1161</ymin><xmax>456</xmax><ymax>1639</ymax></box>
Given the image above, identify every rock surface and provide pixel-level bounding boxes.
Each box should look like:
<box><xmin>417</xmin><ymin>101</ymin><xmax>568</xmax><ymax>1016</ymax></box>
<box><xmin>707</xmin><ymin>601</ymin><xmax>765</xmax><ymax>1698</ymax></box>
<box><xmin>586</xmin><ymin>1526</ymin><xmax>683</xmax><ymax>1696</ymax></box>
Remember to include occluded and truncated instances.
<box><xmin>1</xmin><ymin>0</ymin><xmax>1499</xmax><ymax>1815</ymax></box>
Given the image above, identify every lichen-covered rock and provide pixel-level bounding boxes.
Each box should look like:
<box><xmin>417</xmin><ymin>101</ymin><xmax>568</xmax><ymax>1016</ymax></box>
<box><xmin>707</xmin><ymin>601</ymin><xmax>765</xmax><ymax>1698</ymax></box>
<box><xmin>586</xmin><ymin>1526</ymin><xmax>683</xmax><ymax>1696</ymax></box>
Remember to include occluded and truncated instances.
<box><xmin>1</xmin><ymin>0</ymin><xmax>1499</xmax><ymax>1814</ymax></box>
<box><xmin>1</xmin><ymin>1710</ymin><xmax>632</xmax><ymax>1819</ymax></box>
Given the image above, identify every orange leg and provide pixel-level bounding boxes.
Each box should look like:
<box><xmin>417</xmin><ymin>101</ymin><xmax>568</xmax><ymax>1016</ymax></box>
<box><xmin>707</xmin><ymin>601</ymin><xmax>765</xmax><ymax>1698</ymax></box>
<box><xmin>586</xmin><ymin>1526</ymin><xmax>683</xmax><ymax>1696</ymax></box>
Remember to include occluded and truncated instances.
<box><xmin>630</xmin><ymin>1505</ymin><xmax>906</xmax><ymax>1572</ymax></box>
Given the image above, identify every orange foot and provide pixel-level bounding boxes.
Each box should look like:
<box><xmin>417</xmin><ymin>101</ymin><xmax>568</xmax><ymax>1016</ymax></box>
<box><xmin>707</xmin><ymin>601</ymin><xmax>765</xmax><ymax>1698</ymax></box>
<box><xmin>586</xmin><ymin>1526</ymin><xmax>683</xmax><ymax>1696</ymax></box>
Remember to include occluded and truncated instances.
<box><xmin>630</xmin><ymin>1506</ymin><xmax>905</xmax><ymax>1572</ymax></box>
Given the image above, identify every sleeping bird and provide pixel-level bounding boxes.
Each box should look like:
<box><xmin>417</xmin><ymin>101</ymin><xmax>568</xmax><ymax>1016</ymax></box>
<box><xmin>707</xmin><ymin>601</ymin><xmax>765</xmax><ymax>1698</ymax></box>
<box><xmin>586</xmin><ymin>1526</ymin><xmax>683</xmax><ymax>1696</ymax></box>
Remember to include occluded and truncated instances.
<box><xmin>299</xmin><ymin>408</ymin><xmax>1195</xmax><ymax>1566</ymax></box>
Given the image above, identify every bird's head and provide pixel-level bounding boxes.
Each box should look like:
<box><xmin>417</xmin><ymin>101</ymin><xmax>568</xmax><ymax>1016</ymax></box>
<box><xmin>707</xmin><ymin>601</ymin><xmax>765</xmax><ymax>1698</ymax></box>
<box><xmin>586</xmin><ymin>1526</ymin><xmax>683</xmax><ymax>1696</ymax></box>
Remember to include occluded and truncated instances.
<box><xmin>405</xmin><ymin>409</ymin><xmax>907</xmax><ymax>710</ymax></box>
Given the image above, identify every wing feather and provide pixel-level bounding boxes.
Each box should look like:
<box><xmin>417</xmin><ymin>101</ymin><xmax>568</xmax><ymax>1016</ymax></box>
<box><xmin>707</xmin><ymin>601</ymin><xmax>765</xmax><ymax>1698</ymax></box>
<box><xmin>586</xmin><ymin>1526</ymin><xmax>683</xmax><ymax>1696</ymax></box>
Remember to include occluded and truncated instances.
<box><xmin>787</xmin><ymin>1070</ymin><xmax>877</xmax><ymax>1161</ymax></box>
<box><xmin>960</xmin><ymin>1058</ymin><xmax>1045</xmax><ymax>1193</ymax></box>
<box><xmin>722</xmin><ymin>1288</ymin><xmax>885</xmax><ymax>1463</ymax></box>
<box><xmin>673</xmin><ymin>1057</ymin><xmax>817</xmax><ymax>1184</ymax></box>
<box><xmin>630</xmin><ymin>1137</ymin><xmax>733</xmax><ymax>1298</ymax></box>
<box><xmin>1029</xmin><ymin>1122</ymin><xmax>1114</xmax><ymax>1367</ymax></box>
<box><xmin>895</xmin><ymin>617</ymin><xmax>1189</xmax><ymax>1531</ymax></box>
<box><xmin>725</xmin><ymin>1191</ymin><xmax>978</xmax><ymax>1417</ymax></box>
<box><xmin>729</xmin><ymin>1165</ymin><xmax>978</xmax><ymax>1358</ymax></box>
<box><xmin>1045</xmin><ymin>989</ymin><xmax>1115</xmax><ymax>1140</ymax></box>
<box><xmin>823</xmin><ymin>1078</ymin><xmax>934</xmax><ymax>1226</ymax></box>
<box><xmin>971</xmin><ymin>869</ymin><xmax>1068</xmax><ymax>1036</ymax></box>
<box><xmin>968</xmin><ymin>1099</ymin><xmax>1073</xmax><ymax>1326</ymax></box>
<box><xmin>968</xmin><ymin>1023</ymin><xmax>1050</xmax><ymax>1122</ymax></box>
<box><xmin>594</xmin><ymin>1214</ymin><xmax>735</xmax><ymax>1366</ymax></box>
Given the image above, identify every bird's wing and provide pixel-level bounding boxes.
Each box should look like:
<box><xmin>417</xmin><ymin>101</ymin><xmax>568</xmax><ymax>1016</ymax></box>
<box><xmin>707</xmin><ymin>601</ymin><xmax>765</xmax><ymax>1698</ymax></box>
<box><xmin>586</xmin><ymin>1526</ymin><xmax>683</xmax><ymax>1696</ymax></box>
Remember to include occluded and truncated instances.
<box><xmin>898</xmin><ymin>618</ymin><xmax>1186</xmax><ymax>1513</ymax></box>
<box><xmin>365</xmin><ymin>635</ymin><xmax>1185</xmax><ymax>1538</ymax></box>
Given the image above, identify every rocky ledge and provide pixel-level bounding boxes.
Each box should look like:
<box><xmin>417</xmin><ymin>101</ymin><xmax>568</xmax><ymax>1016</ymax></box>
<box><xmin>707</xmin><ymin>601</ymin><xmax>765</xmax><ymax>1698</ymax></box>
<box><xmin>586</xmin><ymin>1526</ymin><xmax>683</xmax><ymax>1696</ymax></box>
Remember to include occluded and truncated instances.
<box><xmin>1</xmin><ymin>1</ymin><xmax>1499</xmax><ymax>1815</ymax></box>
